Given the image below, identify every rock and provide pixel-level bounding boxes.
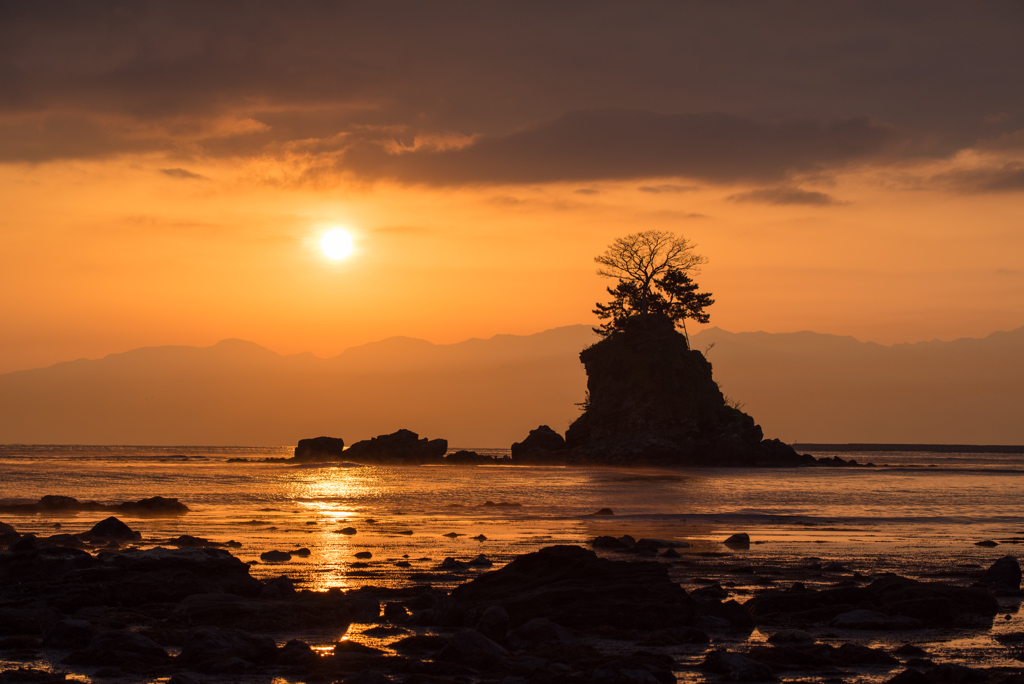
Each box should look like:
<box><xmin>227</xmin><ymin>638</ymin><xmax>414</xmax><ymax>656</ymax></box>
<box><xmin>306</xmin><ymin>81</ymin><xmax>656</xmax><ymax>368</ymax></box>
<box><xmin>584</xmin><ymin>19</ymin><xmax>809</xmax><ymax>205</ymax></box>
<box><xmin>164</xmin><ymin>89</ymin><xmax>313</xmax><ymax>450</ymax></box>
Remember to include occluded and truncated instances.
<box><xmin>343</xmin><ymin>672</ymin><xmax>392</xmax><ymax>684</ymax></box>
<box><xmin>355</xmin><ymin>551</ymin><xmax>373</xmax><ymax>559</ymax></box>
<box><xmin>259</xmin><ymin>575</ymin><xmax>295</xmax><ymax>599</ymax></box>
<box><xmin>767</xmin><ymin>629</ymin><xmax>814</xmax><ymax>644</ymax></box>
<box><xmin>84</xmin><ymin>517</ymin><xmax>141</xmax><ymax>541</ymax></box>
<box><xmin>337</xmin><ymin>527</ymin><xmax>358</xmax><ymax>535</ymax></box>
<box><xmin>663</xmin><ymin>626</ymin><xmax>710</xmax><ymax>643</ymax></box>
<box><xmin>697</xmin><ymin>599</ymin><xmax>755</xmax><ymax>633</ymax></box>
<box><xmin>507</xmin><ymin>617</ymin><xmax>572</xmax><ymax>646</ymax></box>
<box><xmin>591</xmin><ymin>508</ymin><xmax>615</xmax><ymax>516</ymax></box>
<box><xmin>178</xmin><ymin>626</ymin><xmax>277</xmax><ymax>668</ymax></box>
<box><xmin>723</xmin><ymin>533</ymin><xmax>750</xmax><ymax>547</ymax></box>
<box><xmin>168</xmin><ymin>674</ymin><xmax>204</xmax><ymax>684</ymax></box>
<box><xmin>510</xmin><ymin>425</ymin><xmax>568</xmax><ymax>464</ymax></box>
<box><xmin>661</xmin><ymin>548</ymin><xmax>680</xmax><ymax>558</ymax></box>
<box><xmin>64</xmin><ymin>629</ymin><xmax>168</xmax><ymax>666</ymax></box>
<box><xmin>395</xmin><ymin>560</ymin><xmax>411</xmax><ymax>568</ymax></box>
<box><xmin>0</xmin><ymin>496</ymin><xmax>189</xmax><ymax>516</ymax></box>
<box><xmin>384</xmin><ymin>603</ymin><xmax>409</xmax><ymax>621</ymax></box>
<box><xmin>170</xmin><ymin>592</ymin><xmax>357</xmax><ymax>631</ymax></box>
<box><xmin>446</xmin><ymin>450</ymin><xmax>494</xmax><ymax>465</ymax></box>
<box><xmin>435</xmin><ymin>629</ymin><xmax>508</xmax><ymax>668</ymax></box>
<box><xmin>975</xmin><ymin>556</ymin><xmax>1021</xmax><ymax>594</ymax></box>
<box><xmin>8</xmin><ymin>534</ymin><xmax>38</xmax><ymax>552</ymax></box>
<box><xmin>563</xmin><ymin>314</ymin><xmax>816</xmax><ymax>467</ymax></box>
<box><xmin>475</xmin><ymin>605</ymin><xmax>509</xmax><ymax>644</ymax></box>
<box><xmin>43</xmin><ymin>620</ymin><xmax>95</xmax><ymax>649</ymax></box>
<box><xmin>291</xmin><ymin>547</ymin><xmax>311</xmax><ymax>557</ymax></box>
<box><xmin>976</xmin><ymin>540</ymin><xmax>999</xmax><ymax>547</ymax></box>
<box><xmin>701</xmin><ymin>649</ymin><xmax>777</xmax><ymax>681</ymax></box>
<box><xmin>592</xmin><ymin>535</ymin><xmax>629</xmax><ymax>549</ymax></box>
<box><xmin>746</xmin><ymin>573</ymin><xmax>998</xmax><ymax>629</ymax></box>
<box><xmin>447</xmin><ymin>545</ymin><xmax>698</xmax><ymax>630</ymax></box>
<box><xmin>343</xmin><ymin>429</ymin><xmax>447</xmax><ymax>465</ymax></box>
<box><xmin>440</xmin><ymin>557</ymin><xmax>469</xmax><ymax>570</ymax></box>
<box><xmin>277</xmin><ymin>639</ymin><xmax>314</xmax><ymax>665</ymax></box>
<box><xmin>829</xmin><ymin>609</ymin><xmax>924</xmax><ymax>630</ymax></box>
<box><xmin>259</xmin><ymin>550</ymin><xmax>291</xmax><ymax>562</ymax></box>
<box><xmin>468</xmin><ymin>554</ymin><xmax>493</xmax><ymax>566</ymax></box>
<box><xmin>292</xmin><ymin>436</ymin><xmax>346</xmax><ymax>463</ymax></box>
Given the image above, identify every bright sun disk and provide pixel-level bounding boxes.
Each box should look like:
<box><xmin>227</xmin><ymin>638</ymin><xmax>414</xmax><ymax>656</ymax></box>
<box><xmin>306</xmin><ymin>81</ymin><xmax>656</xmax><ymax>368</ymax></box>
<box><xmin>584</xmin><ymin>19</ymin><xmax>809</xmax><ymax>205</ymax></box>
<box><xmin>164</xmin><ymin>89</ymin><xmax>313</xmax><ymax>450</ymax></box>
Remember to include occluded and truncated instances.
<box><xmin>321</xmin><ymin>228</ymin><xmax>353</xmax><ymax>260</ymax></box>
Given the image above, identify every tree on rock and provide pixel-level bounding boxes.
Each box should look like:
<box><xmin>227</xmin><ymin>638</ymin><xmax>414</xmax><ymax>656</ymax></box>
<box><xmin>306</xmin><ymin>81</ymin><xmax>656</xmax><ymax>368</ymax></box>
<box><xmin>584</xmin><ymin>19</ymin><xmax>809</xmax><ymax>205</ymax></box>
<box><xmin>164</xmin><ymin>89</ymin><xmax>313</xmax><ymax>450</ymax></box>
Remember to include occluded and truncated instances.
<box><xmin>593</xmin><ymin>230</ymin><xmax>714</xmax><ymax>344</ymax></box>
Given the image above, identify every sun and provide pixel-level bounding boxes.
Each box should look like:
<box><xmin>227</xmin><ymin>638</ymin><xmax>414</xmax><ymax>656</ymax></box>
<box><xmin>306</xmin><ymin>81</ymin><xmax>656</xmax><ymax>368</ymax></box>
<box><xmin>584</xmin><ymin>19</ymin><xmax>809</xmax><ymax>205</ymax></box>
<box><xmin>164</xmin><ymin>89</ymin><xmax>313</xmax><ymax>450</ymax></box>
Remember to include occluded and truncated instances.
<box><xmin>320</xmin><ymin>228</ymin><xmax>354</xmax><ymax>260</ymax></box>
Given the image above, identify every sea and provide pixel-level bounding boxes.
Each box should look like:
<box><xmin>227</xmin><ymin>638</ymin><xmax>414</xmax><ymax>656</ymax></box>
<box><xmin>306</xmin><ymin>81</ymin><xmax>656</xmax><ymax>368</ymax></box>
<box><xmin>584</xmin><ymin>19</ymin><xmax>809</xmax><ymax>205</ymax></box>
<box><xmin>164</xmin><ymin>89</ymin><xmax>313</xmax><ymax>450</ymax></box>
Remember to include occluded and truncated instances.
<box><xmin>1</xmin><ymin>445</ymin><xmax>1021</xmax><ymax>591</ymax></box>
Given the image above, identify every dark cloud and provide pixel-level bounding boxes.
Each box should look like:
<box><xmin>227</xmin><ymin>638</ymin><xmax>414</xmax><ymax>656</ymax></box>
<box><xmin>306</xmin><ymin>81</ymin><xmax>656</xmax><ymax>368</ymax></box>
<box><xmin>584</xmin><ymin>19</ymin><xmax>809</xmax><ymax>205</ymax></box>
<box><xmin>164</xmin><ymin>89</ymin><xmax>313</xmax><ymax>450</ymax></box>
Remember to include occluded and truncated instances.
<box><xmin>0</xmin><ymin>2</ymin><xmax>1022</xmax><ymax>179</ymax></box>
<box><xmin>159</xmin><ymin>167</ymin><xmax>207</xmax><ymax>180</ymax></box>
<box><xmin>344</xmin><ymin>110</ymin><xmax>904</xmax><ymax>185</ymax></box>
<box><xmin>638</xmin><ymin>184</ymin><xmax>698</xmax><ymax>194</ymax></box>
<box><xmin>933</xmin><ymin>163</ymin><xmax>1024</xmax><ymax>193</ymax></box>
<box><xmin>574</xmin><ymin>188</ymin><xmax>600</xmax><ymax>195</ymax></box>
<box><xmin>728</xmin><ymin>186</ymin><xmax>841</xmax><ymax>206</ymax></box>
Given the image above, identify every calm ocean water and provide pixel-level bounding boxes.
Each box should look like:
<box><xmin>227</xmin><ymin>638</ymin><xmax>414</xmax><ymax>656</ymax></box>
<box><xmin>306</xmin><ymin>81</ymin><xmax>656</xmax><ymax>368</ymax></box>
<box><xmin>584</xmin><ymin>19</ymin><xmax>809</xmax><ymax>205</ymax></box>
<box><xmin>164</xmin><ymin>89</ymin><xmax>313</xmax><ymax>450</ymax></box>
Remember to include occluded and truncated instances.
<box><xmin>1</xmin><ymin>445</ymin><xmax>1022</xmax><ymax>589</ymax></box>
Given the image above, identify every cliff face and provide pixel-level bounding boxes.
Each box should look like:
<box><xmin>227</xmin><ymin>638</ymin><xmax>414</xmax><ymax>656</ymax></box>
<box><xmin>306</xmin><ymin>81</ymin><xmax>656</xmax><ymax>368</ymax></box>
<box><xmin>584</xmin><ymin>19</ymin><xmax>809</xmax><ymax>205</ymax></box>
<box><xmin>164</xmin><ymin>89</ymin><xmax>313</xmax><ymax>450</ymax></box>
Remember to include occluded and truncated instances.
<box><xmin>565</xmin><ymin>315</ymin><xmax>812</xmax><ymax>466</ymax></box>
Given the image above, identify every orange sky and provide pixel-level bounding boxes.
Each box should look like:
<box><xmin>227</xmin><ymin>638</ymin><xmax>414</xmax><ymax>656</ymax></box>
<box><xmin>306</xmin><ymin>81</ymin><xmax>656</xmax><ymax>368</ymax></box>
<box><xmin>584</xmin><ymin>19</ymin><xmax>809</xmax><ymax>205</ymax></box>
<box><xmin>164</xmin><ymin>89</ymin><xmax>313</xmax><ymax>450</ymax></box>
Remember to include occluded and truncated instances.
<box><xmin>1</xmin><ymin>4</ymin><xmax>1023</xmax><ymax>374</ymax></box>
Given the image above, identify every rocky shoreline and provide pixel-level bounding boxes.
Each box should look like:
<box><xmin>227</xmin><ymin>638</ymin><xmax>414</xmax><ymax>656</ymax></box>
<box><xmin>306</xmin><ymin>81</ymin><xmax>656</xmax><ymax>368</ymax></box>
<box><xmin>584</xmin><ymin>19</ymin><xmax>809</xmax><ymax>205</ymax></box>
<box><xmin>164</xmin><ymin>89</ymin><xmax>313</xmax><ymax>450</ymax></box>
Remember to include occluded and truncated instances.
<box><xmin>1</xmin><ymin>511</ymin><xmax>1022</xmax><ymax>684</ymax></box>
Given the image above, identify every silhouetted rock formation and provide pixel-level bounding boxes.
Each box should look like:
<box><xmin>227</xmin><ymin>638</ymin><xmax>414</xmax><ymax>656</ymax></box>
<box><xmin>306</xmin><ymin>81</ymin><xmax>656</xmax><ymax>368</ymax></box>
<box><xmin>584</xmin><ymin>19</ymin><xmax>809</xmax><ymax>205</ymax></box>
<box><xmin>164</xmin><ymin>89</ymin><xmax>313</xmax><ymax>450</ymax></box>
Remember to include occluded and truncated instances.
<box><xmin>445</xmin><ymin>450</ymin><xmax>494</xmax><ymax>465</ymax></box>
<box><xmin>291</xmin><ymin>436</ymin><xmax>346</xmax><ymax>463</ymax></box>
<box><xmin>565</xmin><ymin>315</ymin><xmax>815</xmax><ymax>467</ymax></box>
<box><xmin>0</xmin><ymin>495</ymin><xmax>189</xmax><ymax>516</ymax></box>
<box><xmin>510</xmin><ymin>425</ymin><xmax>569</xmax><ymax>464</ymax></box>
<box><xmin>439</xmin><ymin>545</ymin><xmax>698</xmax><ymax>630</ymax></box>
<box><xmin>344</xmin><ymin>429</ymin><xmax>447</xmax><ymax>465</ymax></box>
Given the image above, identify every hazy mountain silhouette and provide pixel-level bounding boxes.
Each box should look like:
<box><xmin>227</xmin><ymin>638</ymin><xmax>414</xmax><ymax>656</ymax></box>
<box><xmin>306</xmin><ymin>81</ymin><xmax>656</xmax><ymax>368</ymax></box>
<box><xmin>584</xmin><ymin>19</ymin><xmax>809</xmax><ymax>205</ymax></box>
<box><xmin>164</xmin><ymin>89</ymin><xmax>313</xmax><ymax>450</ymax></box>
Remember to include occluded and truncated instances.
<box><xmin>1</xmin><ymin>324</ymin><xmax>1021</xmax><ymax>446</ymax></box>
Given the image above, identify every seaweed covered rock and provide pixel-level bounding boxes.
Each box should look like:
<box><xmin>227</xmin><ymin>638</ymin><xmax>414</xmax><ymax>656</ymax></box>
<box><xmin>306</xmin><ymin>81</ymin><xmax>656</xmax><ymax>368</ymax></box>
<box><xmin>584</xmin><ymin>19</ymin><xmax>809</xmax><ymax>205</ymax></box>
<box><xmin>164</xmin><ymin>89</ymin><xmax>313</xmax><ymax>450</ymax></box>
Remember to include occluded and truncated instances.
<box><xmin>510</xmin><ymin>425</ymin><xmax>569</xmax><ymax>464</ymax></box>
<box><xmin>344</xmin><ymin>429</ymin><xmax>447</xmax><ymax>465</ymax></box>
<box><xmin>291</xmin><ymin>436</ymin><xmax>346</xmax><ymax>463</ymax></box>
<box><xmin>444</xmin><ymin>544</ymin><xmax>697</xmax><ymax>630</ymax></box>
<box><xmin>565</xmin><ymin>315</ymin><xmax>815</xmax><ymax>467</ymax></box>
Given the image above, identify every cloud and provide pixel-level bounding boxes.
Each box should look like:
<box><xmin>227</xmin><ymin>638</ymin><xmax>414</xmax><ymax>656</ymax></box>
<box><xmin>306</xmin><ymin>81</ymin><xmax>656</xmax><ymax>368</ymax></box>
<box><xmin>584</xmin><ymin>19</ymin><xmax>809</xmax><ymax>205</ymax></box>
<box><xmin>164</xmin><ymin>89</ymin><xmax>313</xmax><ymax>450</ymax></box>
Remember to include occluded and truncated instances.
<box><xmin>638</xmin><ymin>184</ymin><xmax>698</xmax><ymax>194</ymax></box>
<box><xmin>343</xmin><ymin>110</ymin><xmax>904</xmax><ymax>186</ymax></box>
<box><xmin>1</xmin><ymin>2</ymin><xmax>1023</xmax><ymax>178</ymax></box>
<box><xmin>727</xmin><ymin>186</ymin><xmax>841</xmax><ymax>206</ymax></box>
<box><xmin>933</xmin><ymin>163</ymin><xmax>1024</xmax><ymax>193</ymax></box>
<box><xmin>574</xmin><ymin>188</ymin><xmax>600</xmax><ymax>195</ymax></box>
<box><xmin>159</xmin><ymin>167</ymin><xmax>207</xmax><ymax>180</ymax></box>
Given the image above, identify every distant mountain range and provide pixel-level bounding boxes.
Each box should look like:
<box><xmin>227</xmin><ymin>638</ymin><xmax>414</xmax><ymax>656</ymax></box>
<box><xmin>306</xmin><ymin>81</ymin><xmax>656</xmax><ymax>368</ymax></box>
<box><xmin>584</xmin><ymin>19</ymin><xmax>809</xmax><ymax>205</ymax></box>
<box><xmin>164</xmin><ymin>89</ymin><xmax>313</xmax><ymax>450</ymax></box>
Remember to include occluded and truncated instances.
<box><xmin>1</xmin><ymin>324</ymin><xmax>1021</xmax><ymax>446</ymax></box>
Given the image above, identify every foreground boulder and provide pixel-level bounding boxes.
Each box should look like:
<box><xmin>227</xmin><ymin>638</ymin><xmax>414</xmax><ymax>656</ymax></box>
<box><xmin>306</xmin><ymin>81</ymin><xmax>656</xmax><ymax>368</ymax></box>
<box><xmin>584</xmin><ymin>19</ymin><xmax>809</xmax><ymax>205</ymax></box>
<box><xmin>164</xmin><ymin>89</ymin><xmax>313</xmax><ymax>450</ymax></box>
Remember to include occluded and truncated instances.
<box><xmin>84</xmin><ymin>516</ymin><xmax>141</xmax><ymax>541</ymax></box>
<box><xmin>974</xmin><ymin>556</ymin><xmax>1021</xmax><ymax>595</ymax></box>
<box><xmin>564</xmin><ymin>314</ymin><xmax>817</xmax><ymax>467</ymax></box>
<box><xmin>291</xmin><ymin>436</ymin><xmax>346</xmax><ymax>463</ymax></box>
<box><xmin>0</xmin><ymin>546</ymin><xmax>262</xmax><ymax>612</ymax></box>
<box><xmin>510</xmin><ymin>425</ymin><xmax>569</xmax><ymax>464</ymax></box>
<box><xmin>442</xmin><ymin>545</ymin><xmax>697</xmax><ymax>630</ymax></box>
<box><xmin>746</xmin><ymin>573</ymin><xmax>999</xmax><ymax>628</ymax></box>
<box><xmin>178</xmin><ymin>626</ymin><xmax>277</xmax><ymax>670</ymax></box>
<box><xmin>343</xmin><ymin>429</ymin><xmax>448</xmax><ymax>465</ymax></box>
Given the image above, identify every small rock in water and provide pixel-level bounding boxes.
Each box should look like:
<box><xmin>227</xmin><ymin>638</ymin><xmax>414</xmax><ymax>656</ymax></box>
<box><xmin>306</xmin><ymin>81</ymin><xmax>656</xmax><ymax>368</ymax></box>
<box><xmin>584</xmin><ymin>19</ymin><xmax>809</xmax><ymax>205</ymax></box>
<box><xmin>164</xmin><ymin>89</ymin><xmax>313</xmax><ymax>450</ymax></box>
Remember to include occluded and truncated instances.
<box><xmin>976</xmin><ymin>540</ymin><xmax>999</xmax><ymax>547</ymax></box>
<box><xmin>260</xmin><ymin>550</ymin><xmax>291</xmax><ymax>562</ymax></box>
<box><xmin>768</xmin><ymin>629</ymin><xmax>815</xmax><ymax>644</ymax></box>
<box><xmin>590</xmin><ymin>507</ymin><xmax>615</xmax><ymax>516</ymax></box>
<box><xmin>354</xmin><ymin>551</ymin><xmax>373</xmax><ymax>559</ymax></box>
<box><xmin>444</xmin><ymin>532</ymin><xmax>461</xmax><ymax>538</ymax></box>
<box><xmin>440</xmin><ymin>557</ymin><xmax>470</xmax><ymax>570</ymax></box>
<box><xmin>661</xmin><ymin>547</ymin><xmax>680</xmax><ymax>558</ymax></box>
<box><xmin>384</xmin><ymin>602</ymin><xmax>409</xmax><ymax>621</ymax></box>
<box><xmin>482</xmin><ymin>501</ymin><xmax>521</xmax><ymax>507</ymax></box>
<box><xmin>290</xmin><ymin>547</ymin><xmax>311</xmax><ymax>556</ymax></box>
<box><xmin>395</xmin><ymin>560</ymin><xmax>411</xmax><ymax>568</ymax></box>
<box><xmin>396</xmin><ymin>530</ymin><xmax>413</xmax><ymax>535</ymax></box>
<box><xmin>52</xmin><ymin>522</ymin><xmax>61</xmax><ymax>529</ymax></box>
<box><xmin>469</xmin><ymin>554</ymin><xmax>493</xmax><ymax>566</ymax></box>
<box><xmin>974</xmin><ymin>555</ymin><xmax>1022</xmax><ymax>593</ymax></box>
<box><xmin>723</xmin><ymin>533</ymin><xmax>750</xmax><ymax>547</ymax></box>
<box><xmin>336</xmin><ymin>527</ymin><xmax>358</xmax><ymax>535</ymax></box>
<box><xmin>472</xmin><ymin>534</ymin><xmax>488</xmax><ymax>541</ymax></box>
<box><xmin>305</xmin><ymin>521</ymin><xmax>317</xmax><ymax>525</ymax></box>
<box><xmin>87</xmin><ymin>516</ymin><xmax>142</xmax><ymax>541</ymax></box>
<box><xmin>592</xmin><ymin>535</ymin><xmax>629</xmax><ymax>549</ymax></box>
<box><xmin>259</xmin><ymin>575</ymin><xmax>295</xmax><ymax>598</ymax></box>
